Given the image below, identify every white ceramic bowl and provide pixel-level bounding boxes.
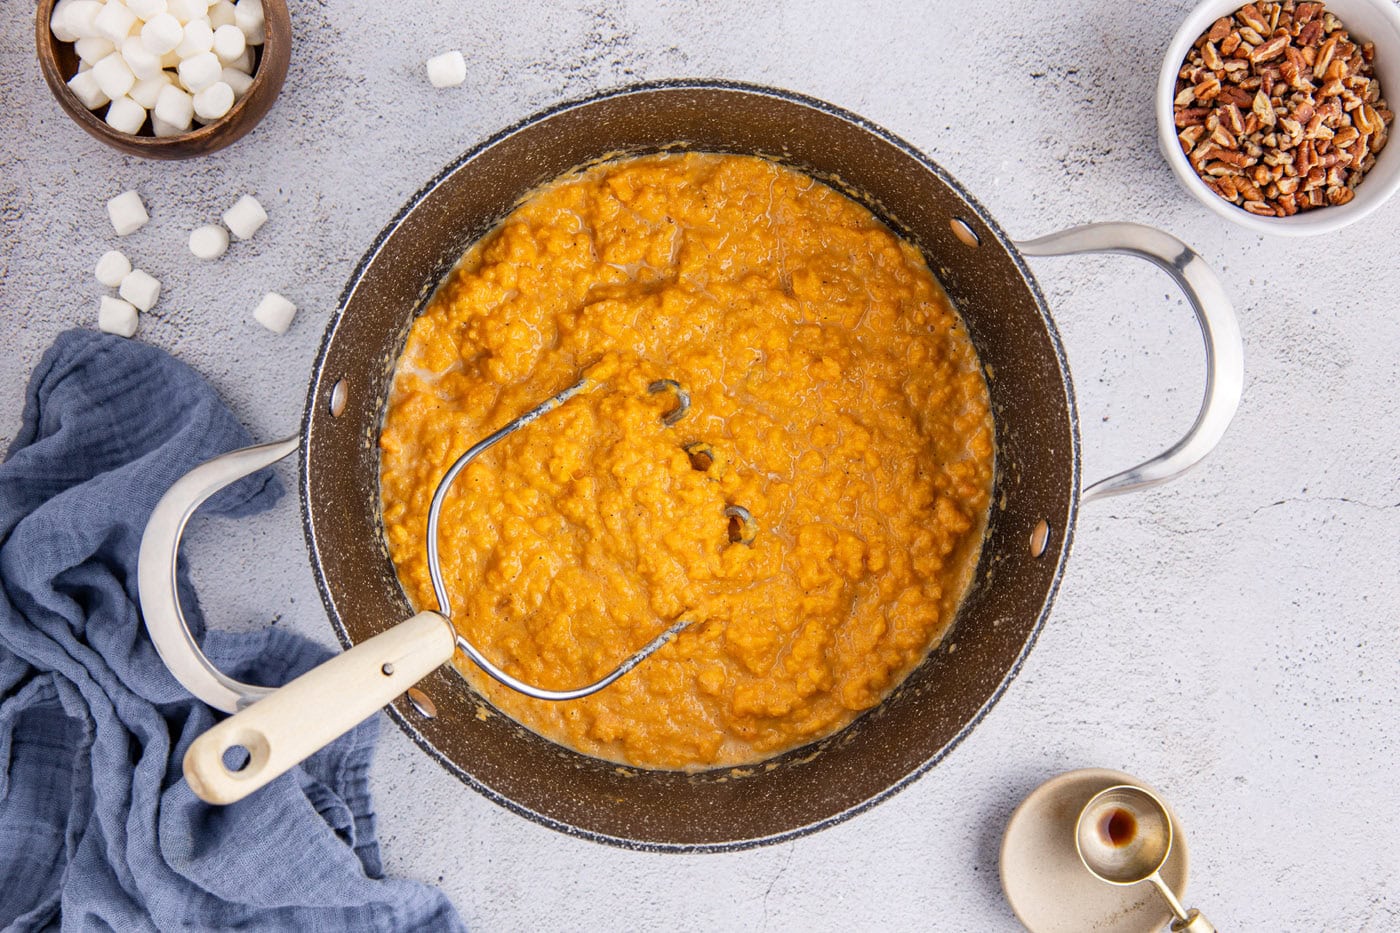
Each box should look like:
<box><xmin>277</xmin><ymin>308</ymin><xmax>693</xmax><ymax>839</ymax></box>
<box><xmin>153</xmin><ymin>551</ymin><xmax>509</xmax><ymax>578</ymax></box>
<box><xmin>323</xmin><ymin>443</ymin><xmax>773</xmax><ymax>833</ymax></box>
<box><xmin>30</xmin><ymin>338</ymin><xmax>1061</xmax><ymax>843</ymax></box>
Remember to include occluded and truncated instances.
<box><xmin>1157</xmin><ymin>0</ymin><xmax>1400</xmax><ymax>236</ymax></box>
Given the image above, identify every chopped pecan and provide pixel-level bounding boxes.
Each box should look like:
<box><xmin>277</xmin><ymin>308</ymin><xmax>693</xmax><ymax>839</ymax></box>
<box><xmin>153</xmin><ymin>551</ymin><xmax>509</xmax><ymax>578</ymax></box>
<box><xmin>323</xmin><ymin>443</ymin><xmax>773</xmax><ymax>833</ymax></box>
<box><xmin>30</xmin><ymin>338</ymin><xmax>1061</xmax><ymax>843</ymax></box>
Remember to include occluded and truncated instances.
<box><xmin>1174</xmin><ymin>2</ymin><xmax>1394</xmax><ymax>217</ymax></box>
<box><xmin>1250</xmin><ymin>35</ymin><xmax>1290</xmax><ymax>63</ymax></box>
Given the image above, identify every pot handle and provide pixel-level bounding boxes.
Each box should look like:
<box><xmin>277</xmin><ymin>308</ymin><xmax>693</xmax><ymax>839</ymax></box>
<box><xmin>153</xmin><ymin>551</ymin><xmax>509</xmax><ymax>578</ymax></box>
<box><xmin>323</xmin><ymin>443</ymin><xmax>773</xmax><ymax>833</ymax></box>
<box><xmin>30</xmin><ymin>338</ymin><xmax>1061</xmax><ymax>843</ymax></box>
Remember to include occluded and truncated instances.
<box><xmin>1015</xmin><ymin>223</ymin><xmax>1243</xmax><ymax>502</ymax></box>
<box><xmin>137</xmin><ymin>435</ymin><xmax>300</xmax><ymax>714</ymax></box>
<box><xmin>183</xmin><ymin>610</ymin><xmax>457</xmax><ymax>804</ymax></box>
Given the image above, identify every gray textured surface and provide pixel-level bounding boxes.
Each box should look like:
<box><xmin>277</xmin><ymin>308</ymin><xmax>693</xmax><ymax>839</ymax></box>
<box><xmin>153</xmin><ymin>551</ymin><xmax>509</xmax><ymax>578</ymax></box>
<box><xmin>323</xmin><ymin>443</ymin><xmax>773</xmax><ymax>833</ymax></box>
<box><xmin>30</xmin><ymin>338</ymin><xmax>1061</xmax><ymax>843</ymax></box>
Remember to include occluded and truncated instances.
<box><xmin>3</xmin><ymin>1</ymin><xmax>1397</xmax><ymax>930</ymax></box>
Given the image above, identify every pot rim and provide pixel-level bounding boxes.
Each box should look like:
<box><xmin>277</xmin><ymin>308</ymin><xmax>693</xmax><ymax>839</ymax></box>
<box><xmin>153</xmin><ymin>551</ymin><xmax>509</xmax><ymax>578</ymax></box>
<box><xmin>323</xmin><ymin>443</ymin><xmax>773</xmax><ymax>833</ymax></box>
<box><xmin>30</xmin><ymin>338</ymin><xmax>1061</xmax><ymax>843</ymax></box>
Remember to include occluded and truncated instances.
<box><xmin>299</xmin><ymin>78</ymin><xmax>1082</xmax><ymax>852</ymax></box>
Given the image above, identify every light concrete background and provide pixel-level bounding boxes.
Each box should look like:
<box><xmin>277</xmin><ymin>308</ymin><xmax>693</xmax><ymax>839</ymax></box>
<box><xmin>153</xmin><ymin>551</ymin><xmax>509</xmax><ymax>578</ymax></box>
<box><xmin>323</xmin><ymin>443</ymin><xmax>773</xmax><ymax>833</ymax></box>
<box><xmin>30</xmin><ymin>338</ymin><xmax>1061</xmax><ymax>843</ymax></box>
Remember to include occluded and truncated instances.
<box><xmin>3</xmin><ymin>0</ymin><xmax>1397</xmax><ymax>929</ymax></box>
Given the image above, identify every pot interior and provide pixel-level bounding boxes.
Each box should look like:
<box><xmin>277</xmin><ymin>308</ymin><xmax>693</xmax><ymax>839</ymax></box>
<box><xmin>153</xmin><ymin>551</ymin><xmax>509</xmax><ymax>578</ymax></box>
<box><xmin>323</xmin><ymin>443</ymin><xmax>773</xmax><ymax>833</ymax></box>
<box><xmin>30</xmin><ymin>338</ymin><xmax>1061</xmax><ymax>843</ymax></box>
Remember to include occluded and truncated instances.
<box><xmin>301</xmin><ymin>82</ymin><xmax>1078</xmax><ymax>850</ymax></box>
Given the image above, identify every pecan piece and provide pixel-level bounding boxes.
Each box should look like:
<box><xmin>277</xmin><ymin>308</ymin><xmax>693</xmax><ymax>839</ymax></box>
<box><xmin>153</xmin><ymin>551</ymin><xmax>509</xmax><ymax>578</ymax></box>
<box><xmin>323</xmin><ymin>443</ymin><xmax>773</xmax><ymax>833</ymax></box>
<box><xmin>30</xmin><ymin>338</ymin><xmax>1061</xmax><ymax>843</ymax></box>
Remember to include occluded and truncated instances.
<box><xmin>1326</xmin><ymin>185</ymin><xmax>1355</xmax><ymax>205</ymax></box>
<box><xmin>1249</xmin><ymin>34</ymin><xmax>1289</xmax><ymax>63</ymax></box>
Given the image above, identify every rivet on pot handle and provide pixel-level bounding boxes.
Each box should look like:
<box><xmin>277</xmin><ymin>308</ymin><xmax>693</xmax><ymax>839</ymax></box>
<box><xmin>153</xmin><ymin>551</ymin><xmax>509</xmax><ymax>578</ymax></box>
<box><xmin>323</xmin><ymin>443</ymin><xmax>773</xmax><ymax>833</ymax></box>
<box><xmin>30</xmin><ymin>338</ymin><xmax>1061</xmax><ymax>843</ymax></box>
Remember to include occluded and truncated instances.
<box><xmin>1014</xmin><ymin>223</ymin><xmax>1244</xmax><ymax>502</ymax></box>
<box><xmin>137</xmin><ymin>434</ymin><xmax>300</xmax><ymax>713</ymax></box>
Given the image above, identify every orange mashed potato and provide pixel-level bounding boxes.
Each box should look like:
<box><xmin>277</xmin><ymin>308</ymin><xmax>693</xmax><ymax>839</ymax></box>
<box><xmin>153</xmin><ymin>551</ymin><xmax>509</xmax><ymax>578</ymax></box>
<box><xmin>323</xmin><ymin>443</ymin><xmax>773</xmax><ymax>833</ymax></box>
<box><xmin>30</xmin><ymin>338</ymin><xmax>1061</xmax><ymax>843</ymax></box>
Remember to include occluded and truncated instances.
<box><xmin>379</xmin><ymin>152</ymin><xmax>994</xmax><ymax>770</ymax></box>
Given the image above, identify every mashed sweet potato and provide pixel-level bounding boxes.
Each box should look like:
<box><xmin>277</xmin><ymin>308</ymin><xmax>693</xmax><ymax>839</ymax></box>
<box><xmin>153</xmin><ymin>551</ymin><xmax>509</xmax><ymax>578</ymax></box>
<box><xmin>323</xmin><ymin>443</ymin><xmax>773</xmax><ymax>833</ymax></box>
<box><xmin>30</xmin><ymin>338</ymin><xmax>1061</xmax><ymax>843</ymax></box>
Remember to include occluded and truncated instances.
<box><xmin>379</xmin><ymin>152</ymin><xmax>994</xmax><ymax>770</ymax></box>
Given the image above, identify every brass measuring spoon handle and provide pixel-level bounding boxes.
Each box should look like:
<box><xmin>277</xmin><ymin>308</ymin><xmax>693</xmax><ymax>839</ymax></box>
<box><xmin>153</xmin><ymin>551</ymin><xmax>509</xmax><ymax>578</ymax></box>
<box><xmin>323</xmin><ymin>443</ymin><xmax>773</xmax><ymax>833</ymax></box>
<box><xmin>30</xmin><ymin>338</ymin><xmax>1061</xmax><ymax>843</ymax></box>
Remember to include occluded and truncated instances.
<box><xmin>1148</xmin><ymin>873</ymin><xmax>1216</xmax><ymax>933</ymax></box>
<box><xmin>1171</xmin><ymin>909</ymin><xmax>1216</xmax><ymax>933</ymax></box>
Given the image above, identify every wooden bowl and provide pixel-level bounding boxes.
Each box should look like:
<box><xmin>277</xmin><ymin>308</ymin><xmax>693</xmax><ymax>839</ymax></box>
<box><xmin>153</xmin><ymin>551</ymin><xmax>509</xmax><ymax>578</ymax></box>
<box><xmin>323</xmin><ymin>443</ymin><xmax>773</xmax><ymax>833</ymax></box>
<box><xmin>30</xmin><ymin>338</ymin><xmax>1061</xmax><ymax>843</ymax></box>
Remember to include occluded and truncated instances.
<box><xmin>35</xmin><ymin>0</ymin><xmax>291</xmax><ymax>159</ymax></box>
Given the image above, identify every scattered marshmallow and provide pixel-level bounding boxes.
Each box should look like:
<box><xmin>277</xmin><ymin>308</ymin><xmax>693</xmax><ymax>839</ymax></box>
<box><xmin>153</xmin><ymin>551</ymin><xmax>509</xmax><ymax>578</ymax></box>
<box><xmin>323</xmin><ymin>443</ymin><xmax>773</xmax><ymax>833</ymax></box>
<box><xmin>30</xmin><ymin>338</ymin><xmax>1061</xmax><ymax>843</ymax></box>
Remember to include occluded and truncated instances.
<box><xmin>139</xmin><ymin>12</ymin><xmax>182</xmax><ymax>54</ymax></box>
<box><xmin>252</xmin><ymin>292</ymin><xmax>295</xmax><ymax>334</ymax></box>
<box><xmin>126</xmin><ymin>0</ymin><xmax>166</xmax><ymax>20</ymax></box>
<box><xmin>67</xmin><ymin>69</ymin><xmax>110</xmax><ymax>109</ymax></box>
<box><xmin>74</xmin><ymin>36</ymin><xmax>115</xmax><ymax>65</ymax></box>
<box><xmin>153</xmin><ymin>83</ymin><xmax>193</xmax><ymax>129</ymax></box>
<box><xmin>177</xmin><ymin>51</ymin><xmax>220</xmax><ymax>92</ymax></box>
<box><xmin>120</xmin><ymin>35</ymin><xmax>163</xmax><ymax>79</ymax></box>
<box><xmin>211</xmin><ymin>23</ymin><xmax>245</xmax><ymax>62</ymax></box>
<box><xmin>234</xmin><ymin>0</ymin><xmax>264</xmax><ymax>45</ymax></box>
<box><xmin>128</xmin><ymin>70</ymin><xmax>169</xmax><ymax>108</ymax></box>
<box><xmin>208</xmin><ymin>0</ymin><xmax>235</xmax><ymax>29</ymax></box>
<box><xmin>94</xmin><ymin>249</ymin><xmax>131</xmax><ymax>287</ymax></box>
<box><xmin>222</xmin><ymin>194</ymin><xmax>266</xmax><ymax>239</ymax></box>
<box><xmin>119</xmin><ymin>268</ymin><xmax>161</xmax><ymax>311</ymax></box>
<box><xmin>93</xmin><ymin>1</ymin><xmax>137</xmax><ymax>44</ymax></box>
<box><xmin>98</xmin><ymin>296</ymin><xmax>139</xmax><ymax>338</ymax></box>
<box><xmin>105</xmin><ymin>96</ymin><xmax>146</xmax><ymax>135</ymax></box>
<box><xmin>221</xmin><ymin>66</ymin><xmax>252</xmax><ymax>99</ymax></box>
<box><xmin>192</xmin><ymin>81</ymin><xmax>233</xmax><ymax>121</ymax></box>
<box><xmin>106</xmin><ymin>190</ymin><xmax>148</xmax><ymax>236</ymax></box>
<box><xmin>426</xmin><ymin>50</ymin><xmax>466</xmax><ymax>89</ymax></box>
<box><xmin>175</xmin><ymin>18</ymin><xmax>213</xmax><ymax>58</ymax></box>
<box><xmin>189</xmin><ymin>224</ymin><xmax>229</xmax><ymax>260</ymax></box>
<box><xmin>91</xmin><ymin>51</ymin><xmax>135</xmax><ymax>100</ymax></box>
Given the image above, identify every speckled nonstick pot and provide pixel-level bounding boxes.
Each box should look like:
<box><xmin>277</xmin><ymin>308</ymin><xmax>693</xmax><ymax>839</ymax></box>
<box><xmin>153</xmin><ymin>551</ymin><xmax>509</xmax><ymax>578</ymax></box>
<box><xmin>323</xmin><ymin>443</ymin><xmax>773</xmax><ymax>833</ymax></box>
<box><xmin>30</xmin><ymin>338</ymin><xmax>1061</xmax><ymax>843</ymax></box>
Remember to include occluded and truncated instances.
<box><xmin>138</xmin><ymin>81</ymin><xmax>1242</xmax><ymax>850</ymax></box>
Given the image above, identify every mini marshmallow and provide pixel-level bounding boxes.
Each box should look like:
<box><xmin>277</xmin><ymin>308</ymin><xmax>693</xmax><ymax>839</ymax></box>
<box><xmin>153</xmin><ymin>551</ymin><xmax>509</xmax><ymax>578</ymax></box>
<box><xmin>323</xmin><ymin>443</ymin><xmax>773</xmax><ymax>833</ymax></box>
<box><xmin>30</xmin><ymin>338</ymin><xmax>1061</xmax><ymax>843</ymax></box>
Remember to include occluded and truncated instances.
<box><xmin>107</xmin><ymin>190</ymin><xmax>148</xmax><ymax>236</ymax></box>
<box><xmin>153</xmin><ymin>83</ymin><xmax>193</xmax><ymax>128</ymax></box>
<box><xmin>177</xmin><ymin>51</ymin><xmax>220</xmax><ymax>92</ymax></box>
<box><xmin>74</xmin><ymin>36</ymin><xmax>115</xmax><ymax>65</ymax></box>
<box><xmin>222</xmin><ymin>194</ymin><xmax>266</xmax><ymax>239</ymax></box>
<box><xmin>252</xmin><ymin>292</ymin><xmax>295</xmax><ymax>334</ymax></box>
<box><xmin>93</xmin><ymin>1</ymin><xmax>138</xmax><ymax>44</ymax></box>
<box><xmin>225</xmin><ymin>47</ymin><xmax>254</xmax><ymax>73</ymax></box>
<box><xmin>221</xmin><ymin>66</ymin><xmax>252</xmax><ymax>99</ymax></box>
<box><xmin>140</xmin><ymin>13</ymin><xmax>183</xmax><ymax>54</ymax></box>
<box><xmin>208</xmin><ymin>0</ymin><xmax>235</xmax><ymax>28</ymax></box>
<box><xmin>104</xmin><ymin>96</ymin><xmax>146</xmax><ymax>135</ymax></box>
<box><xmin>152</xmin><ymin>116</ymin><xmax>185</xmax><ymax>136</ymax></box>
<box><xmin>92</xmin><ymin>51</ymin><xmax>136</xmax><ymax>100</ymax></box>
<box><xmin>51</xmin><ymin>0</ymin><xmax>80</xmax><ymax>43</ymax></box>
<box><xmin>129</xmin><ymin>71</ymin><xmax>170</xmax><ymax>109</ymax></box>
<box><xmin>175</xmin><ymin>19</ymin><xmax>214</xmax><ymax>58</ymax></box>
<box><xmin>119</xmin><ymin>269</ymin><xmax>161</xmax><ymax>311</ymax></box>
<box><xmin>426</xmin><ymin>50</ymin><xmax>466</xmax><ymax>88</ymax></box>
<box><xmin>211</xmin><ymin>23</ymin><xmax>245</xmax><ymax>62</ymax></box>
<box><xmin>126</xmin><ymin>0</ymin><xmax>168</xmax><ymax>19</ymax></box>
<box><xmin>234</xmin><ymin>0</ymin><xmax>264</xmax><ymax>45</ymax></box>
<box><xmin>63</xmin><ymin>1</ymin><xmax>104</xmax><ymax>40</ymax></box>
<box><xmin>67</xmin><ymin>69</ymin><xmax>110</xmax><ymax>110</ymax></box>
<box><xmin>192</xmin><ymin>81</ymin><xmax>233</xmax><ymax>121</ymax></box>
<box><xmin>95</xmin><ymin>250</ymin><xmax>132</xmax><ymax>288</ymax></box>
<box><xmin>121</xmin><ymin>36</ymin><xmax>163</xmax><ymax>80</ymax></box>
<box><xmin>98</xmin><ymin>296</ymin><xmax>139</xmax><ymax>338</ymax></box>
<box><xmin>189</xmin><ymin>223</ymin><xmax>229</xmax><ymax>260</ymax></box>
<box><xmin>160</xmin><ymin>49</ymin><xmax>181</xmax><ymax>68</ymax></box>
<box><xmin>167</xmin><ymin>0</ymin><xmax>205</xmax><ymax>22</ymax></box>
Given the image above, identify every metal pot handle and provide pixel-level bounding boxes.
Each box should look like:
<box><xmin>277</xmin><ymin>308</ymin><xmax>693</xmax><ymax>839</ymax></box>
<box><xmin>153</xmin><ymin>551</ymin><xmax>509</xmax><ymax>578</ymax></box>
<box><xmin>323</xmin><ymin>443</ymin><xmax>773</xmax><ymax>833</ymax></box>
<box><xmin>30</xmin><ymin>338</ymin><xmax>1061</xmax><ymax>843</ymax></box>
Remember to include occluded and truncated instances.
<box><xmin>1014</xmin><ymin>223</ymin><xmax>1244</xmax><ymax>502</ymax></box>
<box><xmin>137</xmin><ymin>435</ymin><xmax>299</xmax><ymax>713</ymax></box>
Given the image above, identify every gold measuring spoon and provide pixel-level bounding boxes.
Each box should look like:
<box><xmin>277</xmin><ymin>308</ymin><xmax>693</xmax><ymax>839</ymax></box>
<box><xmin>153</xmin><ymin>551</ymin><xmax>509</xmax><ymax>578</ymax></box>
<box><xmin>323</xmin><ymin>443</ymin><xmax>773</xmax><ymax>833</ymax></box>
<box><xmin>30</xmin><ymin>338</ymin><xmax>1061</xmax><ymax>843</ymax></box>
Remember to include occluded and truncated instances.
<box><xmin>1075</xmin><ymin>785</ymin><xmax>1216</xmax><ymax>933</ymax></box>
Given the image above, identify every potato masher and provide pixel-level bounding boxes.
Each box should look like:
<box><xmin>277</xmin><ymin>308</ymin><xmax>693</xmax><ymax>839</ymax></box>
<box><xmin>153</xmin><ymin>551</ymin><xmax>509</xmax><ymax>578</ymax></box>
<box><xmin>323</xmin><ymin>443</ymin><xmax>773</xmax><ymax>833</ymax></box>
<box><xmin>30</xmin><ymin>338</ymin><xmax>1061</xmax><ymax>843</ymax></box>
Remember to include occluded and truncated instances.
<box><xmin>160</xmin><ymin>375</ymin><xmax>695</xmax><ymax>804</ymax></box>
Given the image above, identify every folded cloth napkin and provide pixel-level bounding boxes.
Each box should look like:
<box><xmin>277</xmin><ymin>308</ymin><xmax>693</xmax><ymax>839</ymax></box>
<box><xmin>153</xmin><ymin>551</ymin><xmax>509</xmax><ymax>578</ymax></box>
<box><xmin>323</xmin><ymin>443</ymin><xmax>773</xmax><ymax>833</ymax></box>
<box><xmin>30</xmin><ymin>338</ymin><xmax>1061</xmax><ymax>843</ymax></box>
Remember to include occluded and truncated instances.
<box><xmin>0</xmin><ymin>331</ymin><xmax>464</xmax><ymax>931</ymax></box>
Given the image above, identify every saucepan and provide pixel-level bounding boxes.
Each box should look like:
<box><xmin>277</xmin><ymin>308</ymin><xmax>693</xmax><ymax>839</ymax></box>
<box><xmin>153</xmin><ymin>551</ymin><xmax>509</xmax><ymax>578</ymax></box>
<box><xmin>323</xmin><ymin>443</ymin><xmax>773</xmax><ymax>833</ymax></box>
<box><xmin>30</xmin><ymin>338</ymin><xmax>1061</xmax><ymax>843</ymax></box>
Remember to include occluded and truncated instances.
<box><xmin>138</xmin><ymin>80</ymin><xmax>1242</xmax><ymax>851</ymax></box>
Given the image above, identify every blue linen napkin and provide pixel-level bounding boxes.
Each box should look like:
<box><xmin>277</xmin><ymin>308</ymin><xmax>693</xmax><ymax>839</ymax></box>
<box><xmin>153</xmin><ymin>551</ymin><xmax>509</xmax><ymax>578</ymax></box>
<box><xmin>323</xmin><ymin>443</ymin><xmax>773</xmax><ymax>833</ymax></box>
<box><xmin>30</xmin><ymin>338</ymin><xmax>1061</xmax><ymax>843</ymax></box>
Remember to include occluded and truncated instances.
<box><xmin>0</xmin><ymin>330</ymin><xmax>464</xmax><ymax>932</ymax></box>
